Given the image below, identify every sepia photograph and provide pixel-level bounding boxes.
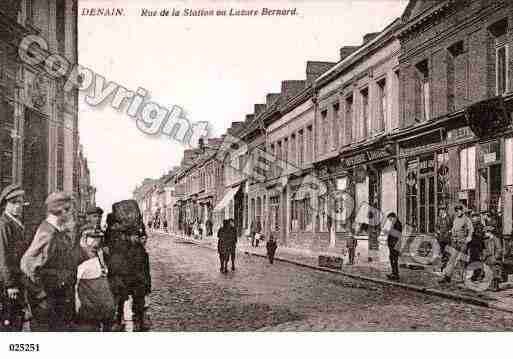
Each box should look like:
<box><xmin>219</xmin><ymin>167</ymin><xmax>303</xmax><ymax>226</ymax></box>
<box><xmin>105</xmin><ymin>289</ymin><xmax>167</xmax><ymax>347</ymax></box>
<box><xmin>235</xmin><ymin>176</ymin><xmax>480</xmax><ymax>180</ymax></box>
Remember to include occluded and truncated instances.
<box><xmin>1</xmin><ymin>0</ymin><xmax>513</xmax><ymax>355</ymax></box>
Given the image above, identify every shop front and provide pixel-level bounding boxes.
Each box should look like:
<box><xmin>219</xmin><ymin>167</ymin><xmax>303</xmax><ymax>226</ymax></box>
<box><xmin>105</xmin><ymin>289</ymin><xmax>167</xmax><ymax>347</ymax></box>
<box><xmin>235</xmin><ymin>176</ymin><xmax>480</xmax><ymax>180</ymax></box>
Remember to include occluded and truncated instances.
<box><xmin>396</xmin><ymin>96</ymin><xmax>513</xmax><ymax>270</ymax></box>
<box><xmin>338</xmin><ymin>140</ymin><xmax>397</xmax><ymax>262</ymax></box>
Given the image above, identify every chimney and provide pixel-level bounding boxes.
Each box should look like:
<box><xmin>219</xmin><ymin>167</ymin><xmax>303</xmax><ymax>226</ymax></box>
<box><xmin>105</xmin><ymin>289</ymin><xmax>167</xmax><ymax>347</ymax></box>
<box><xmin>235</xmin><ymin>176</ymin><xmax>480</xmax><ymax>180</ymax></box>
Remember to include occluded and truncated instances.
<box><xmin>254</xmin><ymin>104</ymin><xmax>266</xmax><ymax>115</ymax></box>
<box><xmin>339</xmin><ymin>46</ymin><xmax>360</xmax><ymax>61</ymax></box>
<box><xmin>280</xmin><ymin>80</ymin><xmax>306</xmax><ymax>102</ymax></box>
<box><xmin>266</xmin><ymin>93</ymin><xmax>280</xmax><ymax>107</ymax></box>
<box><xmin>306</xmin><ymin>61</ymin><xmax>336</xmax><ymax>85</ymax></box>
<box><xmin>363</xmin><ymin>32</ymin><xmax>380</xmax><ymax>44</ymax></box>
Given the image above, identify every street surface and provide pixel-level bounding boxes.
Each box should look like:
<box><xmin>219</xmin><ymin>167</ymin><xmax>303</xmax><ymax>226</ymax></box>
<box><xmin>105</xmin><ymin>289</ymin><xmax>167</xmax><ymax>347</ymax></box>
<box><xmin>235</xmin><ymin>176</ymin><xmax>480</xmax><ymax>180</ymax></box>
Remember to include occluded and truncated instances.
<box><xmin>146</xmin><ymin>233</ymin><xmax>513</xmax><ymax>331</ymax></box>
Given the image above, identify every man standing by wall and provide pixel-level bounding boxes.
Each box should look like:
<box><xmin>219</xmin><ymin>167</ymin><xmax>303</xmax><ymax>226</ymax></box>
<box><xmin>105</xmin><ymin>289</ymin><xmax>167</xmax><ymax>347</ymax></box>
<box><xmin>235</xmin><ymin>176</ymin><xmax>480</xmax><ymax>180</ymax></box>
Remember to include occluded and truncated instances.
<box><xmin>21</xmin><ymin>192</ymin><xmax>78</xmax><ymax>331</ymax></box>
<box><xmin>385</xmin><ymin>213</ymin><xmax>402</xmax><ymax>281</ymax></box>
<box><xmin>0</xmin><ymin>184</ymin><xmax>30</xmax><ymax>331</ymax></box>
<box><xmin>228</xmin><ymin>219</ymin><xmax>238</xmax><ymax>271</ymax></box>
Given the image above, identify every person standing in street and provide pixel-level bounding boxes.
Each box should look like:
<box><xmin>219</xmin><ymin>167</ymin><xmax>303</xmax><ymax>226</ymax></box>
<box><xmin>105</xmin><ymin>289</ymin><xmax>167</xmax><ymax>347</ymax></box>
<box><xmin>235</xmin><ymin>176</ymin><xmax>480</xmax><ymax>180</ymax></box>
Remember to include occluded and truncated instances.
<box><xmin>439</xmin><ymin>204</ymin><xmax>474</xmax><ymax>284</ymax></box>
<box><xmin>266</xmin><ymin>235</ymin><xmax>277</xmax><ymax>264</ymax></box>
<box><xmin>86</xmin><ymin>207</ymin><xmax>104</xmax><ymax>231</ymax></box>
<box><xmin>20</xmin><ymin>192</ymin><xmax>78</xmax><ymax>332</ymax></box>
<box><xmin>435</xmin><ymin>206</ymin><xmax>452</xmax><ymax>272</ymax></box>
<box><xmin>217</xmin><ymin>220</ymin><xmax>229</xmax><ymax>273</ymax></box>
<box><xmin>346</xmin><ymin>236</ymin><xmax>357</xmax><ymax>265</ymax></box>
<box><xmin>385</xmin><ymin>213</ymin><xmax>402</xmax><ymax>281</ymax></box>
<box><xmin>0</xmin><ymin>184</ymin><xmax>30</xmax><ymax>331</ymax></box>
<box><xmin>483</xmin><ymin>226</ymin><xmax>503</xmax><ymax>291</ymax></box>
<box><xmin>227</xmin><ymin>219</ymin><xmax>237</xmax><ymax>271</ymax></box>
<box><xmin>468</xmin><ymin>211</ymin><xmax>485</xmax><ymax>282</ymax></box>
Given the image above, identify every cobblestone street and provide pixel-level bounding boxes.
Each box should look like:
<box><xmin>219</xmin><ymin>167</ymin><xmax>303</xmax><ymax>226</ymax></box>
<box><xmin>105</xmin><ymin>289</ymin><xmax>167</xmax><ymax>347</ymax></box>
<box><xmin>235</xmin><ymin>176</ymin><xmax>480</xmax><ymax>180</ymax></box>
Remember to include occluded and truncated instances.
<box><xmin>146</xmin><ymin>233</ymin><xmax>513</xmax><ymax>331</ymax></box>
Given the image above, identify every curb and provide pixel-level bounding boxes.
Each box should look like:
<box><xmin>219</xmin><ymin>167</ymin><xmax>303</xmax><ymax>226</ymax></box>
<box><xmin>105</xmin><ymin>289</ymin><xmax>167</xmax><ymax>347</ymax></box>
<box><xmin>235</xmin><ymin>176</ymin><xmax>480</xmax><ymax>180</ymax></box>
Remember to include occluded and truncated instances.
<box><xmin>161</xmin><ymin>233</ymin><xmax>509</xmax><ymax>313</ymax></box>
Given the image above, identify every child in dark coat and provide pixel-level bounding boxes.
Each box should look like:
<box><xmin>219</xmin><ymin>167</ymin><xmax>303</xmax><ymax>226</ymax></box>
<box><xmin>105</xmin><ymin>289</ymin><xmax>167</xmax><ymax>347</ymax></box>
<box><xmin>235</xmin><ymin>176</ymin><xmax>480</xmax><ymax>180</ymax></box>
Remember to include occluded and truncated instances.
<box><xmin>266</xmin><ymin>235</ymin><xmax>278</xmax><ymax>264</ymax></box>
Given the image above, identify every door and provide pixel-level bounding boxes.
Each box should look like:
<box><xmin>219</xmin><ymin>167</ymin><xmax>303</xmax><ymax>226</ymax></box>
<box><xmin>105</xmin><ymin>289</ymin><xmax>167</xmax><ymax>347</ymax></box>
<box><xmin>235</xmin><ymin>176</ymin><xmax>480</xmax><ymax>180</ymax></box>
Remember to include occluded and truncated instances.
<box><xmin>23</xmin><ymin>109</ymin><xmax>49</xmax><ymax>241</ymax></box>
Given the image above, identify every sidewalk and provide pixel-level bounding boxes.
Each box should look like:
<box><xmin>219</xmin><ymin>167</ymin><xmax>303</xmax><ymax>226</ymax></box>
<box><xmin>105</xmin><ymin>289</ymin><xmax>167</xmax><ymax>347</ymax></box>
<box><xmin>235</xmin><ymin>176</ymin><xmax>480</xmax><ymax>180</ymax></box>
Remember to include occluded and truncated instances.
<box><xmin>155</xmin><ymin>230</ymin><xmax>513</xmax><ymax>313</ymax></box>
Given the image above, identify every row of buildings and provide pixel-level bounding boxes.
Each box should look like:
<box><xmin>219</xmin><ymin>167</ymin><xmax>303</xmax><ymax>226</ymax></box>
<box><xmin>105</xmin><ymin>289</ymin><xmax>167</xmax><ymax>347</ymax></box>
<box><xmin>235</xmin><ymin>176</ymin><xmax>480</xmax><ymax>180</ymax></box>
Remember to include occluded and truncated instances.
<box><xmin>0</xmin><ymin>0</ymin><xmax>96</xmax><ymax>239</ymax></box>
<box><xmin>134</xmin><ymin>0</ymin><xmax>513</xmax><ymax>262</ymax></box>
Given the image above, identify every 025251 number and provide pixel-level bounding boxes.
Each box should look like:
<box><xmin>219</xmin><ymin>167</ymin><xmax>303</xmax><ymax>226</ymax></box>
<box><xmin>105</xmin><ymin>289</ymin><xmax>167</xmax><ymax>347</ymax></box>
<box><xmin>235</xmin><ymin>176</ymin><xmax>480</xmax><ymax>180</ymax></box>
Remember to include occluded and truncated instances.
<box><xmin>9</xmin><ymin>344</ymin><xmax>40</xmax><ymax>352</ymax></box>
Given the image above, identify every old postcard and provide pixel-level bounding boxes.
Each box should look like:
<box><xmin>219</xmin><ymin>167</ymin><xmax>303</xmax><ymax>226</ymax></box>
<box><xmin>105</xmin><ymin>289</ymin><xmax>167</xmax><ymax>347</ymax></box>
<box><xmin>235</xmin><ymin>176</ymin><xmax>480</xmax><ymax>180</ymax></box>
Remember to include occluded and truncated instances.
<box><xmin>1</xmin><ymin>0</ymin><xmax>513</xmax><ymax>356</ymax></box>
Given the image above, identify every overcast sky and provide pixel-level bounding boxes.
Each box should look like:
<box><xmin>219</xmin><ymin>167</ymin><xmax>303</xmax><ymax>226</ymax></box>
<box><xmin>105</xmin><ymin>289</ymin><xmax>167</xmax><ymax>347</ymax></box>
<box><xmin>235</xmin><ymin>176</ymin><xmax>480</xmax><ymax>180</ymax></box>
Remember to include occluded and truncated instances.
<box><xmin>78</xmin><ymin>0</ymin><xmax>408</xmax><ymax>212</ymax></box>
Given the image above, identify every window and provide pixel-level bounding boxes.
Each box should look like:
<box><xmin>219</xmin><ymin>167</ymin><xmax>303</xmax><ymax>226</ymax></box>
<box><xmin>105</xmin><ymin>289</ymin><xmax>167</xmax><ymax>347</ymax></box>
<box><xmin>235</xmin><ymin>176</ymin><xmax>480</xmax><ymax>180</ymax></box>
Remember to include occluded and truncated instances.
<box><xmin>490</xmin><ymin>18</ymin><xmax>509</xmax><ymax>95</ymax></box>
<box><xmin>360</xmin><ymin>88</ymin><xmax>369</xmax><ymax>138</ymax></box>
<box><xmin>377</xmin><ymin>79</ymin><xmax>387</xmax><ymax>132</ymax></box>
<box><xmin>460</xmin><ymin>146</ymin><xmax>476</xmax><ymax>190</ymax></box>
<box><xmin>321</xmin><ymin>109</ymin><xmax>328</xmax><ymax>153</ymax></box>
<box><xmin>290</xmin><ymin>134</ymin><xmax>296</xmax><ymax>165</ymax></box>
<box><xmin>416</xmin><ymin>60</ymin><xmax>430</xmax><ymax>121</ymax></box>
<box><xmin>298</xmin><ymin>130</ymin><xmax>304</xmax><ymax>166</ymax></box>
<box><xmin>319</xmin><ymin>195</ymin><xmax>328</xmax><ymax>232</ymax></box>
<box><xmin>332</xmin><ymin>103</ymin><xmax>339</xmax><ymax>149</ymax></box>
<box><xmin>283</xmin><ymin>137</ymin><xmax>288</xmax><ymax>165</ymax></box>
<box><xmin>56</xmin><ymin>124</ymin><xmax>65</xmax><ymax>191</ymax></box>
<box><xmin>291</xmin><ymin>195</ymin><xmax>312</xmax><ymax>232</ymax></box>
<box><xmin>345</xmin><ymin>95</ymin><xmax>353</xmax><ymax>144</ymax></box>
<box><xmin>506</xmin><ymin>137</ymin><xmax>513</xmax><ymax>186</ymax></box>
<box><xmin>307</xmin><ymin>125</ymin><xmax>313</xmax><ymax>163</ymax></box>
<box><xmin>270</xmin><ymin>195</ymin><xmax>280</xmax><ymax>232</ymax></box>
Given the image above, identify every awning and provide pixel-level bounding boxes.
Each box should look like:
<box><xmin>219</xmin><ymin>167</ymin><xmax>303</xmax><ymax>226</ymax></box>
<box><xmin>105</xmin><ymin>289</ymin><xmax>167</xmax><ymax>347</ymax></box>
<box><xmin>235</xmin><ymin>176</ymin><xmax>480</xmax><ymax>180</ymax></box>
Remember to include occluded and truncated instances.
<box><xmin>214</xmin><ymin>185</ymin><xmax>240</xmax><ymax>212</ymax></box>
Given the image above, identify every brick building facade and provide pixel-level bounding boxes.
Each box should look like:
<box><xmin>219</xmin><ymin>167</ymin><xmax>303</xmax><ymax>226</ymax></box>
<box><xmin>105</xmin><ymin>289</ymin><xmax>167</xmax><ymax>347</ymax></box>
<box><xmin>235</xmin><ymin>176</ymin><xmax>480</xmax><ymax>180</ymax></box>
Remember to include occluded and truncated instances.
<box><xmin>0</xmin><ymin>0</ymin><xmax>84</xmax><ymax>239</ymax></box>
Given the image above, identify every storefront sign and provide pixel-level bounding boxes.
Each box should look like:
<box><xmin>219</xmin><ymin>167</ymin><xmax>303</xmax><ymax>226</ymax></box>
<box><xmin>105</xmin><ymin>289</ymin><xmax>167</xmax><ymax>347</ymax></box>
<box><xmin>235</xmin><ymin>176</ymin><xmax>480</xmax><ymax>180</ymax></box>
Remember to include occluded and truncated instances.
<box><xmin>341</xmin><ymin>153</ymin><xmax>367</xmax><ymax>167</ymax></box>
<box><xmin>341</xmin><ymin>146</ymin><xmax>394</xmax><ymax>168</ymax></box>
<box><xmin>447</xmin><ymin>126</ymin><xmax>474</xmax><ymax>142</ymax></box>
<box><xmin>483</xmin><ymin>152</ymin><xmax>497</xmax><ymax>164</ymax></box>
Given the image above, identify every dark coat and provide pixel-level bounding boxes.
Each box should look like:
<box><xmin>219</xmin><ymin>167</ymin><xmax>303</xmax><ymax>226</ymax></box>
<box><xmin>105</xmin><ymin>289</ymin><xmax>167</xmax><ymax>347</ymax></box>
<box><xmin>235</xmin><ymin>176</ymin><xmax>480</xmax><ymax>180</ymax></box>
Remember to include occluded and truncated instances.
<box><xmin>436</xmin><ymin>215</ymin><xmax>453</xmax><ymax>244</ymax></box>
<box><xmin>217</xmin><ymin>227</ymin><xmax>230</xmax><ymax>256</ymax></box>
<box><xmin>266</xmin><ymin>239</ymin><xmax>277</xmax><ymax>255</ymax></box>
<box><xmin>0</xmin><ymin>214</ymin><xmax>29</xmax><ymax>290</ymax></box>
<box><xmin>386</xmin><ymin>218</ymin><xmax>403</xmax><ymax>250</ymax></box>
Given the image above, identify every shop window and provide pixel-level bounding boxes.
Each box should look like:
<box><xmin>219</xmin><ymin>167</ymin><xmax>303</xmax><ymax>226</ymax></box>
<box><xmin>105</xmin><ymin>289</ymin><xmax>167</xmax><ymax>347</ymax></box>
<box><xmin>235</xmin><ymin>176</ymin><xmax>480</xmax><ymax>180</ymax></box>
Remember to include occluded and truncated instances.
<box><xmin>319</xmin><ymin>195</ymin><xmax>328</xmax><ymax>232</ymax></box>
<box><xmin>270</xmin><ymin>195</ymin><xmax>280</xmax><ymax>232</ymax></box>
<box><xmin>437</xmin><ymin>151</ymin><xmax>450</xmax><ymax>211</ymax></box>
<box><xmin>460</xmin><ymin>146</ymin><xmax>476</xmax><ymax>190</ymax></box>
<box><xmin>506</xmin><ymin>137</ymin><xmax>513</xmax><ymax>186</ymax></box>
<box><xmin>479</xmin><ymin>141</ymin><xmax>502</xmax><ymax>213</ymax></box>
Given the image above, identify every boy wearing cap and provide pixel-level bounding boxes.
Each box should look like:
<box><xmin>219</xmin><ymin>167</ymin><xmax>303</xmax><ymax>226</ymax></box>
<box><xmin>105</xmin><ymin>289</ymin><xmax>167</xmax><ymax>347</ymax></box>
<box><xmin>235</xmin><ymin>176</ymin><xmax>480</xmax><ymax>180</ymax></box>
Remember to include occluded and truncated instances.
<box><xmin>20</xmin><ymin>192</ymin><xmax>78</xmax><ymax>331</ymax></box>
<box><xmin>483</xmin><ymin>226</ymin><xmax>503</xmax><ymax>291</ymax></box>
<box><xmin>0</xmin><ymin>184</ymin><xmax>30</xmax><ymax>331</ymax></box>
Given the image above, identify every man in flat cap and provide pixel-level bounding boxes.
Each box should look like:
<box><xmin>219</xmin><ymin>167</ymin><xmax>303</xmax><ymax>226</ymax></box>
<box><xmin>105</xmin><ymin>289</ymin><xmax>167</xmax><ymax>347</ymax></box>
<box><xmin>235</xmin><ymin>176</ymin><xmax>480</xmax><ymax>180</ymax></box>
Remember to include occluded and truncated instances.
<box><xmin>86</xmin><ymin>207</ymin><xmax>103</xmax><ymax>232</ymax></box>
<box><xmin>21</xmin><ymin>191</ymin><xmax>79</xmax><ymax>331</ymax></box>
<box><xmin>439</xmin><ymin>204</ymin><xmax>474</xmax><ymax>284</ymax></box>
<box><xmin>0</xmin><ymin>184</ymin><xmax>30</xmax><ymax>331</ymax></box>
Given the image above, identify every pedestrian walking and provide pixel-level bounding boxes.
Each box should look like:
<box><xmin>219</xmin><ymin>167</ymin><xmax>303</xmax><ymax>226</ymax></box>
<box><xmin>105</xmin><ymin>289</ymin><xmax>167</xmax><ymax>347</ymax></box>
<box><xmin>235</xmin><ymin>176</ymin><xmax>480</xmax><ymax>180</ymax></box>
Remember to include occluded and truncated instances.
<box><xmin>163</xmin><ymin>219</ymin><xmax>168</xmax><ymax>233</ymax></box>
<box><xmin>346</xmin><ymin>236</ymin><xmax>357</xmax><ymax>265</ymax></box>
<box><xmin>467</xmin><ymin>211</ymin><xmax>485</xmax><ymax>282</ymax></box>
<box><xmin>435</xmin><ymin>206</ymin><xmax>453</xmax><ymax>272</ymax></box>
<box><xmin>20</xmin><ymin>192</ymin><xmax>79</xmax><ymax>331</ymax></box>
<box><xmin>217</xmin><ymin>220</ymin><xmax>230</xmax><ymax>273</ymax></box>
<box><xmin>439</xmin><ymin>204</ymin><xmax>474</xmax><ymax>284</ymax></box>
<box><xmin>227</xmin><ymin>219</ymin><xmax>237</xmax><ymax>271</ymax></box>
<box><xmin>0</xmin><ymin>184</ymin><xmax>30</xmax><ymax>332</ymax></box>
<box><xmin>254</xmin><ymin>231</ymin><xmax>262</xmax><ymax>248</ymax></box>
<box><xmin>483</xmin><ymin>226</ymin><xmax>503</xmax><ymax>291</ymax></box>
<box><xmin>75</xmin><ymin>229</ymin><xmax>115</xmax><ymax>331</ymax></box>
<box><xmin>266</xmin><ymin>235</ymin><xmax>277</xmax><ymax>264</ymax></box>
<box><xmin>385</xmin><ymin>212</ymin><xmax>402</xmax><ymax>281</ymax></box>
<box><xmin>125</xmin><ymin>230</ymin><xmax>151</xmax><ymax>331</ymax></box>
